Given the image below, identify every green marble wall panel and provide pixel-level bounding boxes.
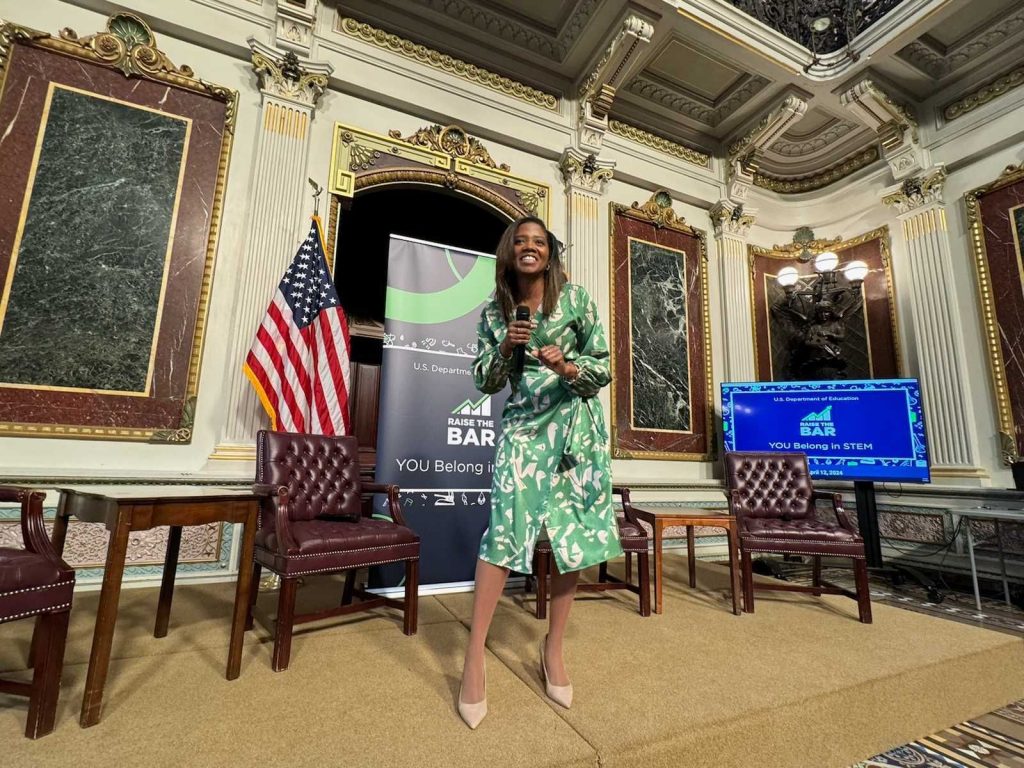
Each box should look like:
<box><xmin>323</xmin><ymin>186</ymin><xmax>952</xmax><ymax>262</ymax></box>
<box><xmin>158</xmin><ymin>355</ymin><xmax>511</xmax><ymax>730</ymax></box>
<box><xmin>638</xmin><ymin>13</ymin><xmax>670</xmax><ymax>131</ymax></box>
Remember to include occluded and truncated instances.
<box><xmin>628</xmin><ymin>237</ymin><xmax>691</xmax><ymax>431</ymax></box>
<box><xmin>0</xmin><ymin>84</ymin><xmax>189</xmax><ymax>393</ymax></box>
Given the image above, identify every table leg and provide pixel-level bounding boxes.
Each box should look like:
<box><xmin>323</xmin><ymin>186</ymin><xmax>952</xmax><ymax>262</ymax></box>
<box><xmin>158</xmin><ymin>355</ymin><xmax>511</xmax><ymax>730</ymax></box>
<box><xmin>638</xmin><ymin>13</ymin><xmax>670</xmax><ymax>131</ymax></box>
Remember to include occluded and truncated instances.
<box><xmin>154</xmin><ymin>526</ymin><xmax>183</xmax><ymax>638</ymax></box>
<box><xmin>687</xmin><ymin>525</ymin><xmax>696</xmax><ymax>588</ymax></box>
<box><xmin>80</xmin><ymin>508</ymin><xmax>132</xmax><ymax>728</ymax></box>
<box><xmin>654</xmin><ymin>521</ymin><xmax>664</xmax><ymax>615</ymax></box>
<box><xmin>727</xmin><ymin>524</ymin><xmax>742</xmax><ymax>616</ymax></box>
<box><xmin>964</xmin><ymin>518</ymin><xmax>982</xmax><ymax>615</ymax></box>
<box><xmin>227</xmin><ymin>508</ymin><xmax>258</xmax><ymax>680</ymax></box>
<box><xmin>51</xmin><ymin>493</ymin><xmax>71</xmax><ymax>556</ymax></box>
<box><xmin>995</xmin><ymin>519</ymin><xmax>1012</xmax><ymax>608</ymax></box>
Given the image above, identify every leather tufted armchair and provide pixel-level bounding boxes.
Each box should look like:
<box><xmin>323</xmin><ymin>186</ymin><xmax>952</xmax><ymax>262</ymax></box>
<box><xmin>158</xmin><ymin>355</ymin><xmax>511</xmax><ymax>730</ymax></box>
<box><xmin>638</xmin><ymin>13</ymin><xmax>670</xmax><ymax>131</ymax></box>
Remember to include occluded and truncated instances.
<box><xmin>0</xmin><ymin>486</ymin><xmax>75</xmax><ymax>738</ymax></box>
<box><xmin>725</xmin><ymin>452</ymin><xmax>871</xmax><ymax>623</ymax></box>
<box><xmin>248</xmin><ymin>431</ymin><xmax>420</xmax><ymax>671</ymax></box>
<box><xmin>531</xmin><ymin>486</ymin><xmax>651</xmax><ymax>618</ymax></box>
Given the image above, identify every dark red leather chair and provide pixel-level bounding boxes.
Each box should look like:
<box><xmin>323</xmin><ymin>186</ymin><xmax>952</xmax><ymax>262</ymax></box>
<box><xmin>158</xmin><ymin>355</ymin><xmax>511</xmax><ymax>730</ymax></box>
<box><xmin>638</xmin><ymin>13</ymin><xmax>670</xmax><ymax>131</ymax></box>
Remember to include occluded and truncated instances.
<box><xmin>532</xmin><ymin>486</ymin><xmax>651</xmax><ymax>618</ymax></box>
<box><xmin>725</xmin><ymin>452</ymin><xmax>871</xmax><ymax>623</ymax></box>
<box><xmin>249</xmin><ymin>431</ymin><xmax>420</xmax><ymax>671</ymax></box>
<box><xmin>0</xmin><ymin>486</ymin><xmax>75</xmax><ymax>738</ymax></box>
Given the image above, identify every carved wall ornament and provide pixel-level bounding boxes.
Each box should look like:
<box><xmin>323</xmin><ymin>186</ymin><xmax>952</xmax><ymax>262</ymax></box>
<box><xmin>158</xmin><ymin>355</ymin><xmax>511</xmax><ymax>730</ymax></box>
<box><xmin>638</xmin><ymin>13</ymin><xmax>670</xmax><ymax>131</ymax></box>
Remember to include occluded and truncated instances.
<box><xmin>754</xmin><ymin>145</ymin><xmax>879</xmax><ymax>194</ymax></box>
<box><xmin>58</xmin><ymin>12</ymin><xmax>192</xmax><ymax>79</ymax></box>
<box><xmin>578</xmin><ymin>14</ymin><xmax>655</xmax><ymax>119</ymax></box>
<box><xmin>881</xmin><ymin>166</ymin><xmax>947</xmax><ymax>214</ymax></box>
<box><xmin>559</xmin><ymin>148</ymin><xmax>614</xmax><ymax>194</ymax></box>
<box><xmin>771</xmin><ymin>227</ymin><xmax>843</xmax><ymax>259</ymax></box>
<box><xmin>839</xmin><ymin>78</ymin><xmax>921</xmax><ymax>179</ymax></box>
<box><xmin>388</xmin><ymin>125</ymin><xmax>510</xmax><ymax>171</ymax></box>
<box><xmin>944</xmin><ymin>64</ymin><xmax>1024</xmax><ymax>121</ymax></box>
<box><xmin>627</xmin><ymin>190</ymin><xmax>692</xmax><ymax>232</ymax></box>
<box><xmin>709</xmin><ymin>201</ymin><xmax>756</xmax><ymax>238</ymax></box>
<box><xmin>248</xmin><ymin>39</ymin><xmax>332</xmax><ymax>107</ymax></box>
<box><xmin>338</xmin><ymin>18</ymin><xmax>557</xmax><ymax>110</ymax></box>
<box><xmin>728</xmin><ymin>95</ymin><xmax>809</xmax><ymax>161</ymax></box>
<box><xmin>607</xmin><ymin>120</ymin><xmax>711</xmax><ymax>169</ymax></box>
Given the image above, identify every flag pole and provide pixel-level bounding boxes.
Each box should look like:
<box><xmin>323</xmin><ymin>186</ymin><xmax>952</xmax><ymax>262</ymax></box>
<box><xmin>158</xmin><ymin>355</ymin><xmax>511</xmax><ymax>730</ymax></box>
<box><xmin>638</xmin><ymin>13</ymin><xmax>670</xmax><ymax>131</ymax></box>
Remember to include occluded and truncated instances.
<box><xmin>307</xmin><ymin>177</ymin><xmax>323</xmax><ymax>218</ymax></box>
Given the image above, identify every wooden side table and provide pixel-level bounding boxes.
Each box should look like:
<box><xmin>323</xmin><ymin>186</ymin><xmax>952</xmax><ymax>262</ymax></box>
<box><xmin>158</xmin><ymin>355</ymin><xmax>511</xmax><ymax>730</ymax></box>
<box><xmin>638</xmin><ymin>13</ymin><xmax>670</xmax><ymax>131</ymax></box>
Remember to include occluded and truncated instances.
<box><xmin>630</xmin><ymin>507</ymin><xmax>742</xmax><ymax>616</ymax></box>
<box><xmin>50</xmin><ymin>486</ymin><xmax>259</xmax><ymax>727</ymax></box>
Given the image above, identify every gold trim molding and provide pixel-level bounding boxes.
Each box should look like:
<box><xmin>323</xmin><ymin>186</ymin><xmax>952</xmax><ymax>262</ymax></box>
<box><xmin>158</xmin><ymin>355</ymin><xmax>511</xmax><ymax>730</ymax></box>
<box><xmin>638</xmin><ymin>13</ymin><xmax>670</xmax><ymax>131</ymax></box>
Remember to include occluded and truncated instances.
<box><xmin>338</xmin><ymin>17</ymin><xmax>558</xmax><ymax>111</ymax></box>
<box><xmin>328</xmin><ymin>122</ymin><xmax>549</xmax><ymax>221</ymax></box>
<box><xmin>964</xmin><ymin>163</ymin><xmax>1024</xmax><ymax>464</ymax></box>
<box><xmin>0</xmin><ymin>13</ymin><xmax>236</xmax><ymax>442</ymax></box>
<box><xmin>608</xmin><ymin>119</ymin><xmax>711</xmax><ymax>169</ymax></box>
<box><xmin>754</xmin><ymin>146</ymin><xmax>879</xmax><ymax>194</ymax></box>
<box><xmin>748</xmin><ymin>226</ymin><xmax>902</xmax><ymax>380</ymax></box>
<box><xmin>944</xmin><ymin>64</ymin><xmax>1024</xmax><ymax>122</ymax></box>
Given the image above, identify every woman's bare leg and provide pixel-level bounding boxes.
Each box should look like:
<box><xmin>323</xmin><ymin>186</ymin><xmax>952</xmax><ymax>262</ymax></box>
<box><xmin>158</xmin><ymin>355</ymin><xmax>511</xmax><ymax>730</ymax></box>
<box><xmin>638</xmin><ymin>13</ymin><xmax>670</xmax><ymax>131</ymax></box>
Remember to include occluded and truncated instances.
<box><xmin>460</xmin><ymin>558</ymin><xmax>509</xmax><ymax>703</ymax></box>
<box><xmin>545</xmin><ymin>564</ymin><xmax>579</xmax><ymax>686</ymax></box>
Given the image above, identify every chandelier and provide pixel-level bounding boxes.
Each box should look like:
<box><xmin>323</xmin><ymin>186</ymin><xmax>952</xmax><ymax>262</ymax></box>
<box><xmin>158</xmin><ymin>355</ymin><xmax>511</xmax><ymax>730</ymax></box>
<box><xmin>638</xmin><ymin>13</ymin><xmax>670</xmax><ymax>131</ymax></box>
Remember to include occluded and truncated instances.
<box><xmin>773</xmin><ymin>250</ymin><xmax>869</xmax><ymax>380</ymax></box>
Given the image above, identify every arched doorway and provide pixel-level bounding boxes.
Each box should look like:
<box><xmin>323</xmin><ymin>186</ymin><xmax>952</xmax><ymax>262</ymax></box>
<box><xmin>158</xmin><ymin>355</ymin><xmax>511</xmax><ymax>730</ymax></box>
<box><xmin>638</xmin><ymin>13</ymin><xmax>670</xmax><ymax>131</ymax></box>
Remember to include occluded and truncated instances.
<box><xmin>331</xmin><ymin>185</ymin><xmax>511</xmax><ymax>366</ymax></box>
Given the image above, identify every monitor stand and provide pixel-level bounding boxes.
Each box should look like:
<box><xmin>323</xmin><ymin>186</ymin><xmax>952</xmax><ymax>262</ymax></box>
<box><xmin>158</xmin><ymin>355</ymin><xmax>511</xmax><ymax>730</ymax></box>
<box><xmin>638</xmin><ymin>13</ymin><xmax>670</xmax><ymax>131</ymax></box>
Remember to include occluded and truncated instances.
<box><xmin>854</xmin><ymin>480</ymin><xmax>943</xmax><ymax>603</ymax></box>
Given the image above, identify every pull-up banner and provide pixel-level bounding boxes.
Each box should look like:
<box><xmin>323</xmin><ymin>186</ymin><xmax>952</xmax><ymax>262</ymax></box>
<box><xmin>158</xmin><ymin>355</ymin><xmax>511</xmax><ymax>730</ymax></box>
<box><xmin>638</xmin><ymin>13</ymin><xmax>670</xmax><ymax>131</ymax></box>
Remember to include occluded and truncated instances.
<box><xmin>375</xmin><ymin>235</ymin><xmax>508</xmax><ymax>586</ymax></box>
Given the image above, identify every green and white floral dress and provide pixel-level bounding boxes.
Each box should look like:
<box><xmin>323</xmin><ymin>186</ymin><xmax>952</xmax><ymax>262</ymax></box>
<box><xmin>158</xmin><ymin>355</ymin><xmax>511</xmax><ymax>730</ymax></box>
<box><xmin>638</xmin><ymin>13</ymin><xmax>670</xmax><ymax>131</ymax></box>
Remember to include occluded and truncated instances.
<box><xmin>473</xmin><ymin>283</ymin><xmax>623</xmax><ymax>574</ymax></box>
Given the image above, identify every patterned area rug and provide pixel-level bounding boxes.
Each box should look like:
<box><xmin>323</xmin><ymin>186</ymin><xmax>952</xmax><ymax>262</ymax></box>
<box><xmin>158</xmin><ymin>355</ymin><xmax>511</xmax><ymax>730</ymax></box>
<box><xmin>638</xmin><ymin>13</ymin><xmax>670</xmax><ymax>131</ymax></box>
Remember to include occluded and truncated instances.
<box><xmin>852</xmin><ymin>704</ymin><xmax>1024</xmax><ymax>767</ymax></box>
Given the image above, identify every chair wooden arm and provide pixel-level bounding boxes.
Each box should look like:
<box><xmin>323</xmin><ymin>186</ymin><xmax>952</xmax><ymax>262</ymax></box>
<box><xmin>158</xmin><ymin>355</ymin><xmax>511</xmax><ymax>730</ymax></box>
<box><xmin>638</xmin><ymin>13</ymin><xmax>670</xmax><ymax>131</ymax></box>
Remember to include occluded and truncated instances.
<box><xmin>250</xmin><ymin>482</ymin><xmax>298</xmax><ymax>554</ymax></box>
<box><xmin>813</xmin><ymin>490</ymin><xmax>855</xmax><ymax>530</ymax></box>
<box><xmin>362</xmin><ymin>482</ymin><xmax>408</xmax><ymax>527</ymax></box>
<box><xmin>612</xmin><ymin>485</ymin><xmax>642</xmax><ymax>526</ymax></box>
<box><xmin>1</xmin><ymin>486</ymin><xmax>62</xmax><ymax>565</ymax></box>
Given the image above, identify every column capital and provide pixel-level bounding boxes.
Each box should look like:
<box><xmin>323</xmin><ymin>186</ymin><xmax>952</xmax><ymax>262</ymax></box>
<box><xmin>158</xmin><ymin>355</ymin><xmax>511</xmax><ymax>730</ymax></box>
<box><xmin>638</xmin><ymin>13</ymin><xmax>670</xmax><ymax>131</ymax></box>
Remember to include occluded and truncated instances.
<box><xmin>248</xmin><ymin>38</ymin><xmax>333</xmax><ymax>109</ymax></box>
<box><xmin>559</xmin><ymin>147</ymin><xmax>614</xmax><ymax>195</ymax></box>
<box><xmin>709</xmin><ymin>200</ymin><xmax>757</xmax><ymax>239</ymax></box>
<box><xmin>881</xmin><ymin>166</ymin><xmax>947</xmax><ymax>215</ymax></box>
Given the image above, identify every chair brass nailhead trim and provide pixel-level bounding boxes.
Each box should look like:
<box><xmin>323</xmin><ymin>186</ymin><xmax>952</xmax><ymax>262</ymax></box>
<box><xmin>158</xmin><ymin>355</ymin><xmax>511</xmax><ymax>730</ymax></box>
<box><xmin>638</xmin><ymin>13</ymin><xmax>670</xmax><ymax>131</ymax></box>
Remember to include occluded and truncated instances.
<box><xmin>0</xmin><ymin>580</ymin><xmax>73</xmax><ymax>597</ymax></box>
<box><xmin>257</xmin><ymin>542</ymin><xmax>418</xmax><ymax>559</ymax></box>
<box><xmin>1</xmin><ymin>601</ymin><xmax>71</xmax><ymax>622</ymax></box>
<box><xmin>282</xmin><ymin>555</ymin><xmax>420</xmax><ymax>578</ymax></box>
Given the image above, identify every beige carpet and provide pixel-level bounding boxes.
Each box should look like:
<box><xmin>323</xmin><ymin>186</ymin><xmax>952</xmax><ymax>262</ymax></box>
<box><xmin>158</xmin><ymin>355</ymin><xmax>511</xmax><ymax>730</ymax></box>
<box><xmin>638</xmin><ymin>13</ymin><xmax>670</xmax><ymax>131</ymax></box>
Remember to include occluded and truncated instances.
<box><xmin>2</xmin><ymin>557</ymin><xmax>1023</xmax><ymax>768</ymax></box>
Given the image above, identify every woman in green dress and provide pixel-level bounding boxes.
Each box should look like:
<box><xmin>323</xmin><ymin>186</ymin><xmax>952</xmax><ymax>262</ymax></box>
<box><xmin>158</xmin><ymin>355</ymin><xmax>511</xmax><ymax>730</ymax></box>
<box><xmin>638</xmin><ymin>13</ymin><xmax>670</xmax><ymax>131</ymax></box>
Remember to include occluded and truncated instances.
<box><xmin>458</xmin><ymin>216</ymin><xmax>622</xmax><ymax>729</ymax></box>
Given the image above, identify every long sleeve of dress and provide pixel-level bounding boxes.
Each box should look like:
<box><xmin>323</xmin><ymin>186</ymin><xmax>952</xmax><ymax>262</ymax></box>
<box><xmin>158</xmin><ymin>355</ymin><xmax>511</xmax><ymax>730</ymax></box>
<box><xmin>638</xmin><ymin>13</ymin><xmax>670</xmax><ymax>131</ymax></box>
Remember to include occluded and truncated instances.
<box><xmin>472</xmin><ymin>305</ymin><xmax>513</xmax><ymax>394</ymax></box>
<box><xmin>564</xmin><ymin>288</ymin><xmax>610</xmax><ymax>399</ymax></box>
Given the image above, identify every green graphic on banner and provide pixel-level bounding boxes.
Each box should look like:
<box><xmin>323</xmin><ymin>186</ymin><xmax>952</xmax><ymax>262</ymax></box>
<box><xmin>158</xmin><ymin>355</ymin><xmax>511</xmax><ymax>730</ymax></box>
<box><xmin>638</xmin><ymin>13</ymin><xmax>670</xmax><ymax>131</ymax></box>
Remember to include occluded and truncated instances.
<box><xmin>384</xmin><ymin>248</ymin><xmax>494</xmax><ymax>324</ymax></box>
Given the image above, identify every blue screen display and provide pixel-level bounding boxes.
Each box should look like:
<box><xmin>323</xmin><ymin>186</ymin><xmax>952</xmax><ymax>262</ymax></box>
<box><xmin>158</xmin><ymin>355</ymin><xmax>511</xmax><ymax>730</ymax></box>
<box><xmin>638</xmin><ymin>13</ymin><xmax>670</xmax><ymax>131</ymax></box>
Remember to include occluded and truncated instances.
<box><xmin>721</xmin><ymin>379</ymin><xmax>930</xmax><ymax>483</ymax></box>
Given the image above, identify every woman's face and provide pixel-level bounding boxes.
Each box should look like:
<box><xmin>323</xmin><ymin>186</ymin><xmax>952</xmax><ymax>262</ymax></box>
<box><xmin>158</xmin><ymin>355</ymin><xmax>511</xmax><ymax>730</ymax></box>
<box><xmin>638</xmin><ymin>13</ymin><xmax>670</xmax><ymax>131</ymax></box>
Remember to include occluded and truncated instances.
<box><xmin>511</xmin><ymin>222</ymin><xmax>550</xmax><ymax>277</ymax></box>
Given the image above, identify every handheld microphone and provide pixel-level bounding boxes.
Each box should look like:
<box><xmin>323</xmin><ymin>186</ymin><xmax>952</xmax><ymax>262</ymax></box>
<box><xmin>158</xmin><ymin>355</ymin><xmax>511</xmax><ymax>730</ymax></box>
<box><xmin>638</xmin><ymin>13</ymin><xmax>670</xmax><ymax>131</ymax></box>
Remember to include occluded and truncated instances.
<box><xmin>512</xmin><ymin>304</ymin><xmax>530</xmax><ymax>380</ymax></box>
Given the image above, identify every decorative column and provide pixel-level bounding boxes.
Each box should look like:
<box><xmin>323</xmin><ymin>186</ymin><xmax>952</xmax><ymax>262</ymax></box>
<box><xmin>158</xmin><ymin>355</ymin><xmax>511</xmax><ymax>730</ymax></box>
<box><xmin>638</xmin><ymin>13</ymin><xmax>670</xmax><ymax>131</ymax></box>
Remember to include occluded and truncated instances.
<box><xmin>882</xmin><ymin>167</ymin><xmax>982</xmax><ymax>474</ymax></box>
<box><xmin>558</xmin><ymin>148</ymin><xmax>614</xmax><ymax>314</ymax></box>
<box><xmin>709</xmin><ymin>200</ymin><xmax>758</xmax><ymax>383</ymax></box>
<box><xmin>210</xmin><ymin>41</ymin><xmax>333</xmax><ymax>461</ymax></box>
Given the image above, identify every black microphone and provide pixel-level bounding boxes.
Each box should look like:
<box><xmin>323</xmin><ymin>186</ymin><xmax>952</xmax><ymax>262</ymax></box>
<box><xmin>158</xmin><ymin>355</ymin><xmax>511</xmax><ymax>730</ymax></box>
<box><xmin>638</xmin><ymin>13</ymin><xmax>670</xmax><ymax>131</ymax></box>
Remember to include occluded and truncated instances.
<box><xmin>512</xmin><ymin>304</ymin><xmax>530</xmax><ymax>380</ymax></box>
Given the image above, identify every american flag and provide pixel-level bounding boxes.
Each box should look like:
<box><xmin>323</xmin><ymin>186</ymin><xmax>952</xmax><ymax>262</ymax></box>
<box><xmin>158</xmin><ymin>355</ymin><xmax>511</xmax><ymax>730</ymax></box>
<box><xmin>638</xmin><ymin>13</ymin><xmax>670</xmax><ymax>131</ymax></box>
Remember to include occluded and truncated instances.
<box><xmin>243</xmin><ymin>217</ymin><xmax>351</xmax><ymax>435</ymax></box>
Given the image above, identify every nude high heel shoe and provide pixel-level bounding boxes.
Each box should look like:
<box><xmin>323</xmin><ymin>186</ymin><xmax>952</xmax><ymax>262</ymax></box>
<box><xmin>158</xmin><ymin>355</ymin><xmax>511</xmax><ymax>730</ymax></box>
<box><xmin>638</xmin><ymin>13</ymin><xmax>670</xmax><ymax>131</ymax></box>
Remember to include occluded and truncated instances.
<box><xmin>540</xmin><ymin>635</ymin><xmax>573</xmax><ymax>709</ymax></box>
<box><xmin>458</xmin><ymin>669</ymin><xmax>487</xmax><ymax>729</ymax></box>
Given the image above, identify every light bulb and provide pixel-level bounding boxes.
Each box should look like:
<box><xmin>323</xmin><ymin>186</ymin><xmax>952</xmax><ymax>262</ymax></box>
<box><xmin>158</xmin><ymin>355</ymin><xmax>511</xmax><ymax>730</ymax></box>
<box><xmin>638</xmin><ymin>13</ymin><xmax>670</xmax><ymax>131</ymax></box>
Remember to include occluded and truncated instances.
<box><xmin>776</xmin><ymin>266</ymin><xmax>799</xmax><ymax>287</ymax></box>
<box><xmin>810</xmin><ymin>16</ymin><xmax>831</xmax><ymax>32</ymax></box>
<box><xmin>843</xmin><ymin>260</ymin><xmax>869</xmax><ymax>283</ymax></box>
<box><xmin>814</xmin><ymin>251</ymin><xmax>839</xmax><ymax>273</ymax></box>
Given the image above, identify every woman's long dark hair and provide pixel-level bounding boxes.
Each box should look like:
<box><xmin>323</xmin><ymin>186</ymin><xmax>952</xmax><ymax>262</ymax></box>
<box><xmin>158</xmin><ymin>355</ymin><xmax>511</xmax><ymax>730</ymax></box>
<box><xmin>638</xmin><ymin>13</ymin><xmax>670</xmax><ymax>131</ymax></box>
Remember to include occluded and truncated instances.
<box><xmin>494</xmin><ymin>216</ymin><xmax>567</xmax><ymax>322</ymax></box>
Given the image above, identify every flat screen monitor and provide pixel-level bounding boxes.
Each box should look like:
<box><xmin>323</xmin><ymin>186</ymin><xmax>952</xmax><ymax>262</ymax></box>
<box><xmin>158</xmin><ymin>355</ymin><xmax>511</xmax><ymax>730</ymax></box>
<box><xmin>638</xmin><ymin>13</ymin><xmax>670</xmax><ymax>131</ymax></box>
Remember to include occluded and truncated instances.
<box><xmin>721</xmin><ymin>379</ymin><xmax>930</xmax><ymax>483</ymax></box>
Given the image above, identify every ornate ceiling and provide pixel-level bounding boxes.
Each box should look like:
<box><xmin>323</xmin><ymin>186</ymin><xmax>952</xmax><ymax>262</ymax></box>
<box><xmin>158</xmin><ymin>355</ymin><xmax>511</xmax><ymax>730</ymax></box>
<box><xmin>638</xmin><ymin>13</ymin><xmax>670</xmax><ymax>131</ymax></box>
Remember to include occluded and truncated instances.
<box><xmin>328</xmin><ymin>0</ymin><xmax>1024</xmax><ymax>194</ymax></box>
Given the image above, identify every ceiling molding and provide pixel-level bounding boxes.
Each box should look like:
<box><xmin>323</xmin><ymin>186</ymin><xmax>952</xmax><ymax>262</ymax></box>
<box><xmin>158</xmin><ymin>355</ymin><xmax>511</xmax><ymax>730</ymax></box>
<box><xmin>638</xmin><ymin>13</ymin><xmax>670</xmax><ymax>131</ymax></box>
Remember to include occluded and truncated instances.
<box><xmin>608</xmin><ymin>119</ymin><xmax>712</xmax><ymax>168</ymax></box>
<box><xmin>337</xmin><ymin>17</ymin><xmax>559</xmax><ymax>110</ymax></box>
<box><xmin>896</xmin><ymin>6</ymin><xmax>1024</xmax><ymax>79</ymax></box>
<box><xmin>769</xmin><ymin>119</ymin><xmax>858</xmax><ymax>157</ymax></box>
<box><xmin>754</xmin><ymin>145</ymin><xmax>880</xmax><ymax>194</ymax></box>
<box><xmin>625</xmin><ymin>73</ymin><xmax>769</xmax><ymax>127</ymax></box>
<box><xmin>943</xmin><ymin>62</ymin><xmax>1024</xmax><ymax>121</ymax></box>
<box><xmin>409</xmin><ymin>0</ymin><xmax>601</xmax><ymax>62</ymax></box>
